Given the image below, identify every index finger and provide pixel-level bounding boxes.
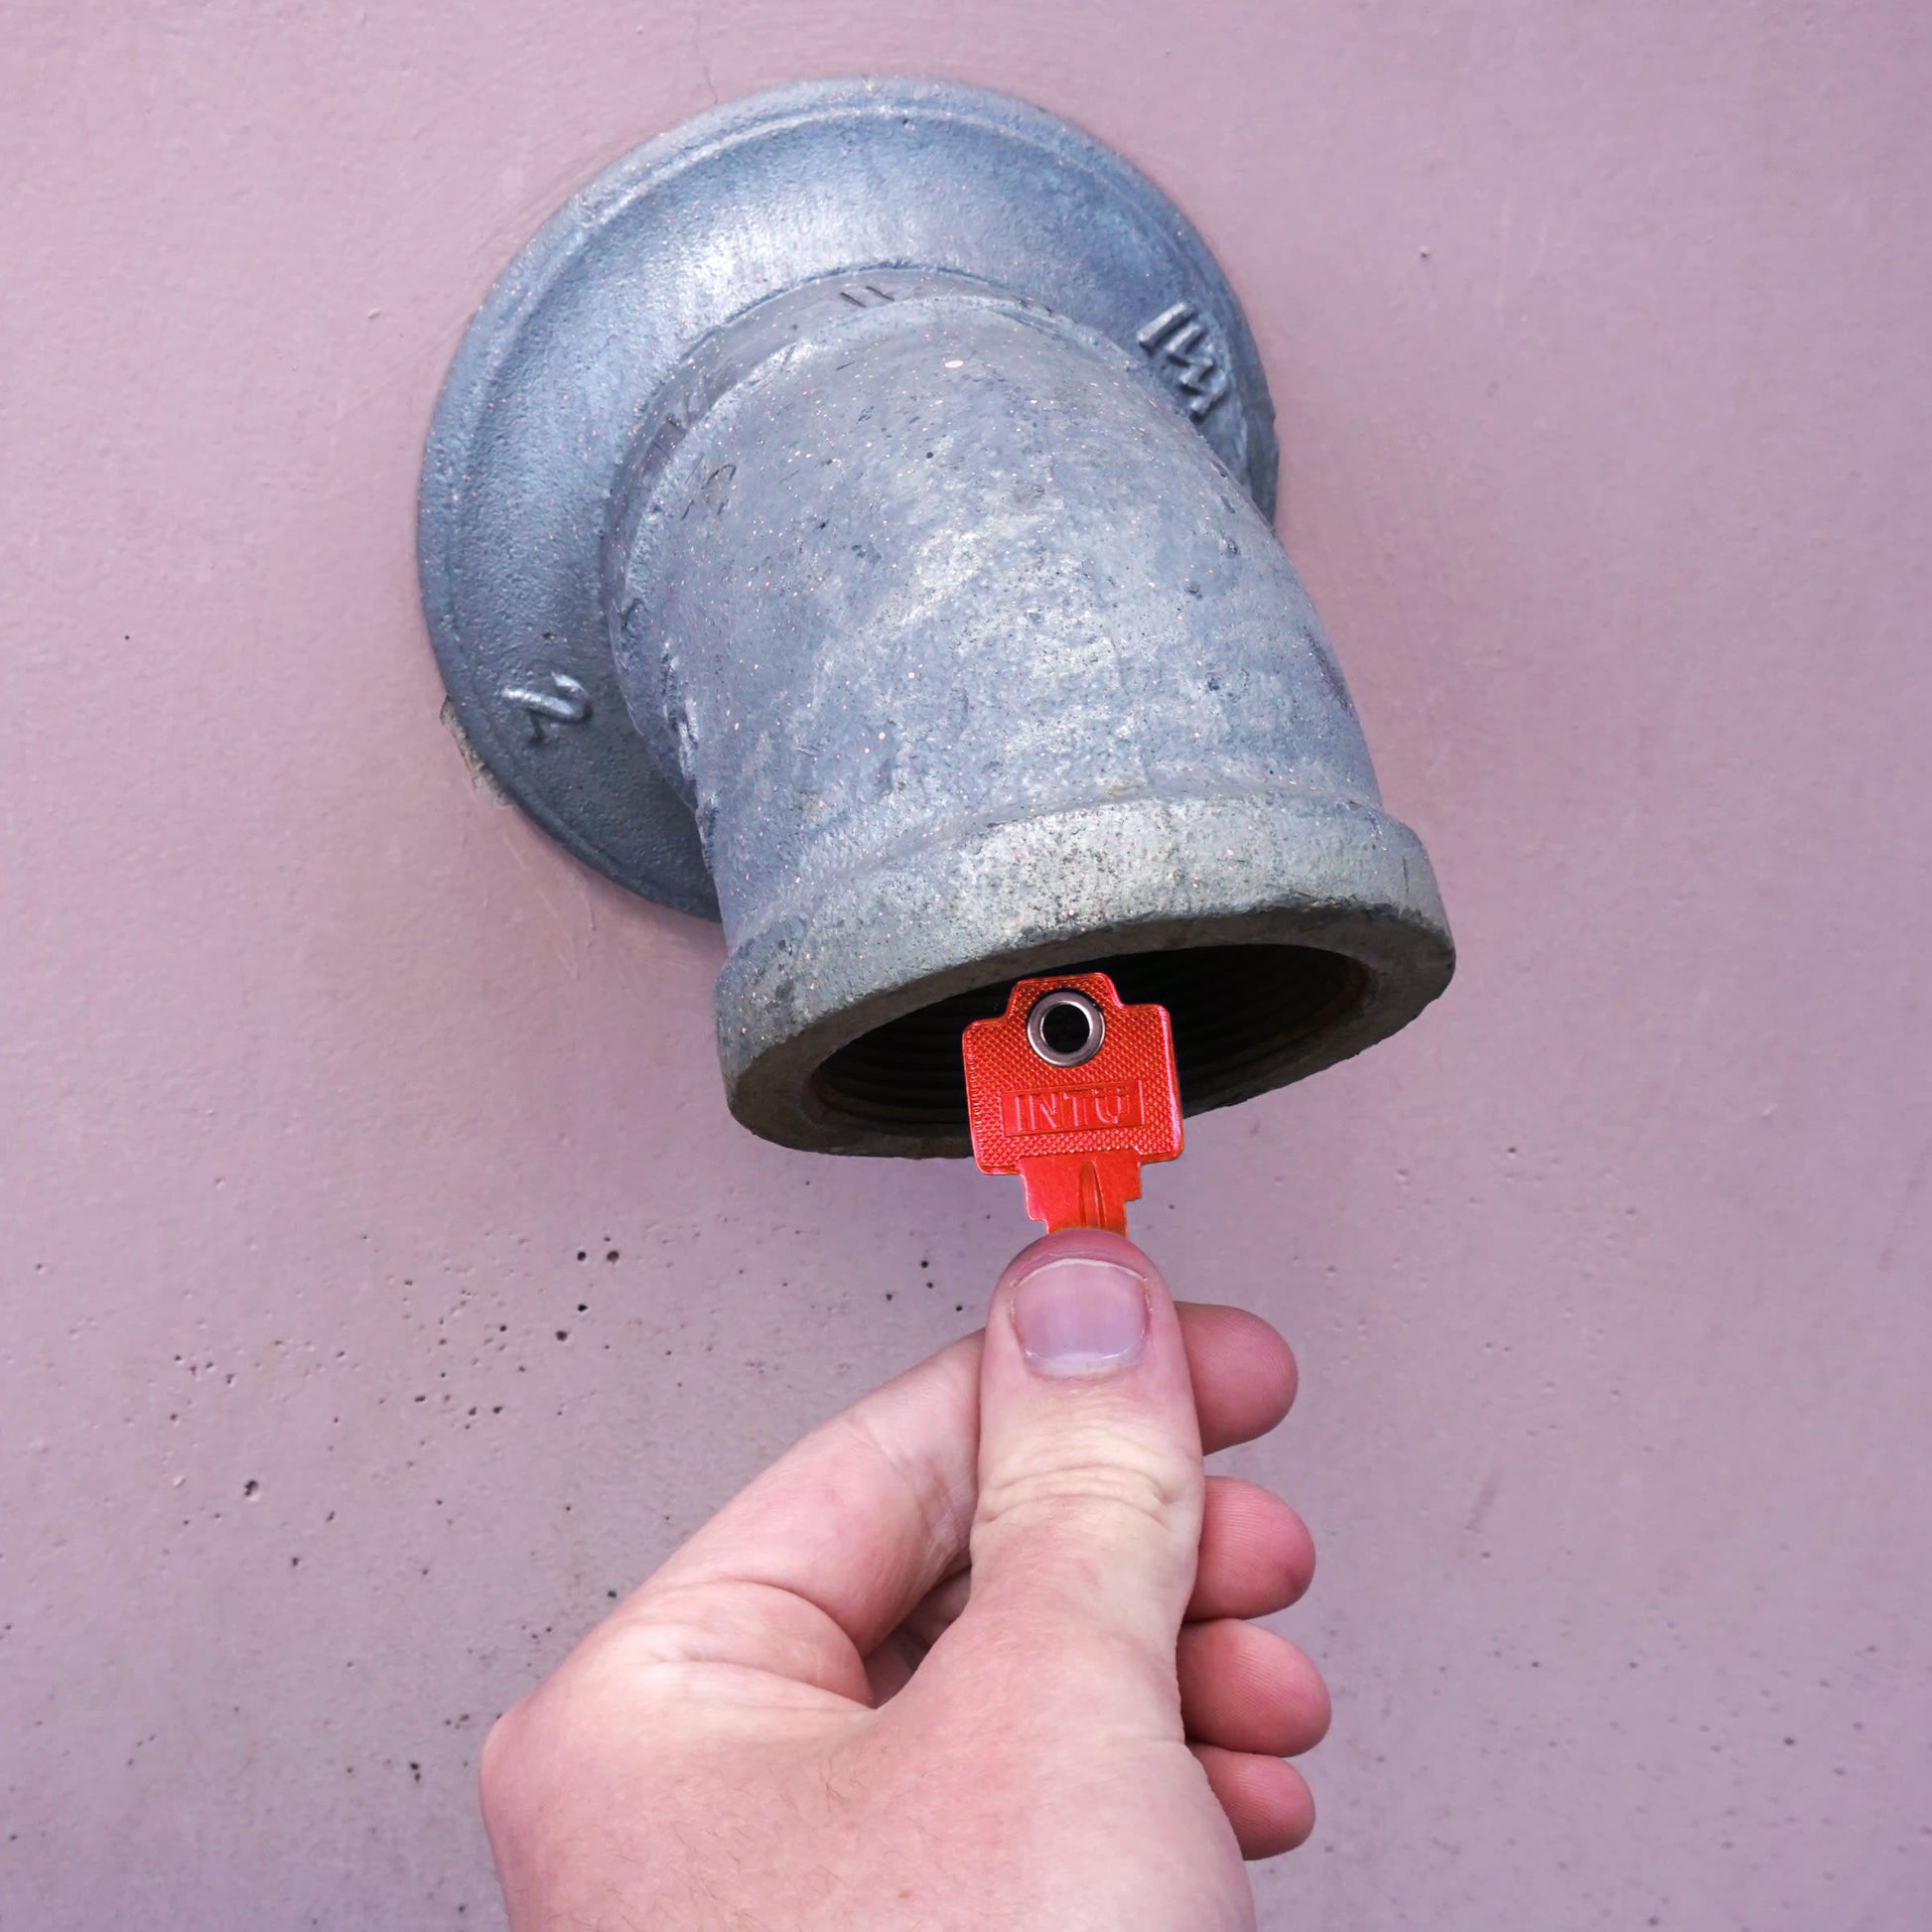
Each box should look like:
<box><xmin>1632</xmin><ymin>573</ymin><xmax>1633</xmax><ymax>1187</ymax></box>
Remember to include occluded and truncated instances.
<box><xmin>1178</xmin><ymin>1302</ymin><xmax>1299</xmax><ymax>1452</ymax></box>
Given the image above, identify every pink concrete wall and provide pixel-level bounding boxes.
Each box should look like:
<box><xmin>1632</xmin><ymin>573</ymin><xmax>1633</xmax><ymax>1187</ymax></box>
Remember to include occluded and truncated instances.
<box><xmin>5</xmin><ymin>5</ymin><xmax>1929</xmax><ymax>1926</ymax></box>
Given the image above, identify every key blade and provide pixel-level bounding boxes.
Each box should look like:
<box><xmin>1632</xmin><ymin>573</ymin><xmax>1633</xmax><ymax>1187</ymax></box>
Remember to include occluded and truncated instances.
<box><xmin>1017</xmin><ymin>1149</ymin><xmax>1147</xmax><ymax>1236</ymax></box>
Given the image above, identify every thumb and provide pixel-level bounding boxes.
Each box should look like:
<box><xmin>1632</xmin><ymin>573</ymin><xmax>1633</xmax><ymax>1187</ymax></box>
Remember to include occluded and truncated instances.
<box><xmin>961</xmin><ymin>1228</ymin><xmax>1203</xmax><ymax>1724</ymax></box>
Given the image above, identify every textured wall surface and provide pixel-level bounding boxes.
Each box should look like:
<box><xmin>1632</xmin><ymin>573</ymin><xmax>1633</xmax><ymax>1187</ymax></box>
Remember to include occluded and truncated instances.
<box><xmin>5</xmin><ymin>5</ymin><xmax>1929</xmax><ymax>1927</ymax></box>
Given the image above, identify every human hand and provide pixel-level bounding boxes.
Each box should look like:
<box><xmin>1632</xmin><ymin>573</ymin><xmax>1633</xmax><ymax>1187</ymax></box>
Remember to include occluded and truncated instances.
<box><xmin>481</xmin><ymin>1229</ymin><xmax>1327</xmax><ymax>1930</ymax></box>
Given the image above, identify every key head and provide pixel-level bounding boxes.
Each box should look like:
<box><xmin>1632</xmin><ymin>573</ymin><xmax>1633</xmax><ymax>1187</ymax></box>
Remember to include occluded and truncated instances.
<box><xmin>962</xmin><ymin>972</ymin><xmax>1183</xmax><ymax>1180</ymax></box>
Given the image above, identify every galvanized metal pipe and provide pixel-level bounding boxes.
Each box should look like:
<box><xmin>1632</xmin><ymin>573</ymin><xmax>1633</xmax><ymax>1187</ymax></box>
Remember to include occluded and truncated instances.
<box><xmin>421</xmin><ymin>79</ymin><xmax>1453</xmax><ymax>1156</ymax></box>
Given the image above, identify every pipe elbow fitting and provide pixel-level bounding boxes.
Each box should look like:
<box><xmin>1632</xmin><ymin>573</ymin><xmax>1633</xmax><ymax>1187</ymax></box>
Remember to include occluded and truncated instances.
<box><xmin>421</xmin><ymin>78</ymin><xmax>1453</xmax><ymax>1155</ymax></box>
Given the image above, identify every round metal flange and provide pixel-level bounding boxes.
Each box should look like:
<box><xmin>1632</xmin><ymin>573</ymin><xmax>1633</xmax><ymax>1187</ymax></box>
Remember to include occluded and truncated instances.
<box><xmin>419</xmin><ymin>75</ymin><xmax>1281</xmax><ymax>913</ymax></box>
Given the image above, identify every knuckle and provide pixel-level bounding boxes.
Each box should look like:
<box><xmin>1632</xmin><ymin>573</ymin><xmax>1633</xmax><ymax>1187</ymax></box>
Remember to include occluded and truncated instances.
<box><xmin>477</xmin><ymin>1699</ymin><xmax>538</xmax><ymax>1830</ymax></box>
<box><xmin>477</xmin><ymin>1666</ymin><xmax>619</xmax><ymax>1831</ymax></box>
<box><xmin>976</xmin><ymin>1429</ymin><xmax>1197</xmax><ymax>1544</ymax></box>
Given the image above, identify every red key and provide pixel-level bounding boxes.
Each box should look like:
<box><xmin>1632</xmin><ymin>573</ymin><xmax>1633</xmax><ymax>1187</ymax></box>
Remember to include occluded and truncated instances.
<box><xmin>961</xmin><ymin>971</ymin><xmax>1183</xmax><ymax>1235</ymax></box>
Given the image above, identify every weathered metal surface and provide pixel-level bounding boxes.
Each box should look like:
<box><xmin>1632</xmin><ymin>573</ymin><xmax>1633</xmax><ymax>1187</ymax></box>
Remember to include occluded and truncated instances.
<box><xmin>421</xmin><ymin>76</ymin><xmax>1453</xmax><ymax>1156</ymax></box>
<box><xmin>419</xmin><ymin>75</ymin><xmax>1278</xmax><ymax>916</ymax></box>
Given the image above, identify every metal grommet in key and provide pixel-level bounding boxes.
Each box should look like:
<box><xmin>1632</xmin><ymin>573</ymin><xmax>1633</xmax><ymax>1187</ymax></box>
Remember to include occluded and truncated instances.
<box><xmin>1026</xmin><ymin>989</ymin><xmax>1107</xmax><ymax>1068</ymax></box>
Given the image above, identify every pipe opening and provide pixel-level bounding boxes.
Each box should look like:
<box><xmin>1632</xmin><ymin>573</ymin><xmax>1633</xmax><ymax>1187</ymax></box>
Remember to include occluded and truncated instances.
<box><xmin>811</xmin><ymin>943</ymin><xmax>1371</xmax><ymax>1136</ymax></box>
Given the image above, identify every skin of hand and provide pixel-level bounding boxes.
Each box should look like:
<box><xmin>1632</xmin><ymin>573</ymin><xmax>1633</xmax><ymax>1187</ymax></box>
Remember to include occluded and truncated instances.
<box><xmin>481</xmin><ymin>1229</ymin><xmax>1328</xmax><ymax>1931</ymax></box>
